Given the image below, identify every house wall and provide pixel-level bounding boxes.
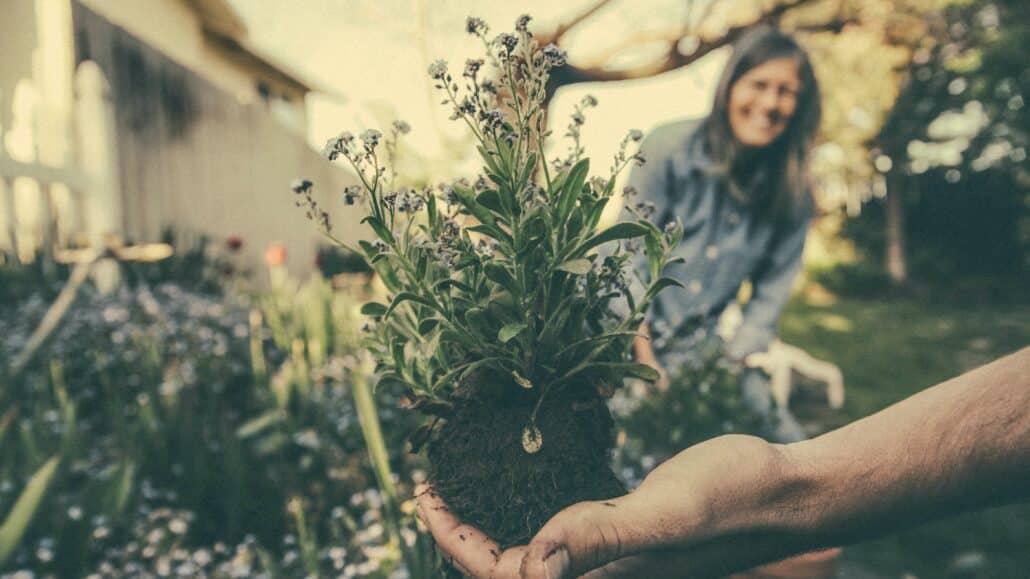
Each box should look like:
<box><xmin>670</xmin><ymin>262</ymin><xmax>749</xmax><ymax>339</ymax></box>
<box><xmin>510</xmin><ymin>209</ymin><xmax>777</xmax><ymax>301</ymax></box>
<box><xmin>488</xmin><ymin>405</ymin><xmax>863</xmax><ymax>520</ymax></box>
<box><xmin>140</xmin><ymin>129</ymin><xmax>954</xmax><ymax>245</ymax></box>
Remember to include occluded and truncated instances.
<box><xmin>77</xmin><ymin>0</ymin><xmax>306</xmax><ymax>132</ymax></box>
<box><xmin>77</xmin><ymin>0</ymin><xmax>255</xmax><ymax>101</ymax></box>
<box><xmin>72</xmin><ymin>3</ymin><xmax>362</xmax><ymax>280</ymax></box>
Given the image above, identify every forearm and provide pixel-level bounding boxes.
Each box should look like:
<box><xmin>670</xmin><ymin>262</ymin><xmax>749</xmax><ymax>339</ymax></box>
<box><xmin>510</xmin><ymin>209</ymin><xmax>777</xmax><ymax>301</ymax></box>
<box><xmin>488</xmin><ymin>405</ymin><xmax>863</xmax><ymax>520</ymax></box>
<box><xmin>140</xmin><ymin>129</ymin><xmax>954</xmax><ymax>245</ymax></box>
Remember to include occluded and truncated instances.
<box><xmin>772</xmin><ymin>347</ymin><xmax>1030</xmax><ymax>547</ymax></box>
<box><xmin>462</xmin><ymin>349</ymin><xmax>1030</xmax><ymax>579</ymax></box>
<box><xmin>643</xmin><ymin>347</ymin><xmax>1030</xmax><ymax>578</ymax></box>
<box><xmin>633</xmin><ymin>322</ymin><xmax>657</xmax><ymax>365</ymax></box>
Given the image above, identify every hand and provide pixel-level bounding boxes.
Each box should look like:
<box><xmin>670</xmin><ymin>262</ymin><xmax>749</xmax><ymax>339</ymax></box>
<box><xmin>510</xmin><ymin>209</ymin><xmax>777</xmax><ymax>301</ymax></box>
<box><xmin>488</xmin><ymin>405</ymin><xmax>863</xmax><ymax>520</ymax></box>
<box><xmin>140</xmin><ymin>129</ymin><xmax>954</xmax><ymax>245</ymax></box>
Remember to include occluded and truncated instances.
<box><xmin>633</xmin><ymin>322</ymin><xmax>670</xmax><ymax>392</ymax></box>
<box><xmin>417</xmin><ymin>435</ymin><xmax>795</xmax><ymax>578</ymax></box>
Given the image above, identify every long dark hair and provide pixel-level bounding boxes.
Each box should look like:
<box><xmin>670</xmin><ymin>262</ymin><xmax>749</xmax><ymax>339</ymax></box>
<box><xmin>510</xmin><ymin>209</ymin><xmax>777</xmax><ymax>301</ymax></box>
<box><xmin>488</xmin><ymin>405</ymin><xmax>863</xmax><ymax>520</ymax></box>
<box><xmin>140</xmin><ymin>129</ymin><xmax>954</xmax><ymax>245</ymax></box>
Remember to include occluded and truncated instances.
<box><xmin>704</xmin><ymin>26</ymin><xmax>821</xmax><ymax>219</ymax></box>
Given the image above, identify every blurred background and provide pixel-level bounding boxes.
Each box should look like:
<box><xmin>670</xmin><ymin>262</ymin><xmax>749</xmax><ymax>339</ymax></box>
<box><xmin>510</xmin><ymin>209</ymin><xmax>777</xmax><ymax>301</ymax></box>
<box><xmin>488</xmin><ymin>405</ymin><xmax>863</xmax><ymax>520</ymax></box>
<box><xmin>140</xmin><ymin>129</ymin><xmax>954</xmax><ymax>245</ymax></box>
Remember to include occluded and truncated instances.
<box><xmin>0</xmin><ymin>1</ymin><xmax>1027</xmax><ymax>578</ymax></box>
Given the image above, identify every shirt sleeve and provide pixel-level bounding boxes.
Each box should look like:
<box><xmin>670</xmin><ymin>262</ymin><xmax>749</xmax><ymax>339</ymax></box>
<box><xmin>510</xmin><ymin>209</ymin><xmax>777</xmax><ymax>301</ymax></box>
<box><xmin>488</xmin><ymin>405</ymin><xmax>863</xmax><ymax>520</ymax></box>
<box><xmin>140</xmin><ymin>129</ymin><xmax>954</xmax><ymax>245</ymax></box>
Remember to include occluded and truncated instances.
<box><xmin>726</xmin><ymin>210</ymin><xmax>811</xmax><ymax>360</ymax></box>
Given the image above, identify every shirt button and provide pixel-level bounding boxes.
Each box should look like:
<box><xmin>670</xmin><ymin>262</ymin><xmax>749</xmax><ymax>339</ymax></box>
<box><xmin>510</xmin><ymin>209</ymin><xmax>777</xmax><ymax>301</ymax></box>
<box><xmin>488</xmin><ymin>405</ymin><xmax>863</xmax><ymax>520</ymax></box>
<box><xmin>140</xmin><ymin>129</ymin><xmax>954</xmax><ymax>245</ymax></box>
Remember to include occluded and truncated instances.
<box><xmin>688</xmin><ymin>280</ymin><xmax>702</xmax><ymax>294</ymax></box>
<box><xmin>705</xmin><ymin>245</ymin><xmax>719</xmax><ymax>259</ymax></box>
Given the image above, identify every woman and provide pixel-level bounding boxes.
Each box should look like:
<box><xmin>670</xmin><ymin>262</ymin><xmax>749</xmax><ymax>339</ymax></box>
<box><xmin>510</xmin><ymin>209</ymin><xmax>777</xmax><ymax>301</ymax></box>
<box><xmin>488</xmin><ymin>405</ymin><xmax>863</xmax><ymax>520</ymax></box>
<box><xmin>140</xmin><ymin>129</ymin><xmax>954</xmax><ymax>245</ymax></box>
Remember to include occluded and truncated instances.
<box><xmin>630</xmin><ymin>25</ymin><xmax>822</xmax><ymax>445</ymax></box>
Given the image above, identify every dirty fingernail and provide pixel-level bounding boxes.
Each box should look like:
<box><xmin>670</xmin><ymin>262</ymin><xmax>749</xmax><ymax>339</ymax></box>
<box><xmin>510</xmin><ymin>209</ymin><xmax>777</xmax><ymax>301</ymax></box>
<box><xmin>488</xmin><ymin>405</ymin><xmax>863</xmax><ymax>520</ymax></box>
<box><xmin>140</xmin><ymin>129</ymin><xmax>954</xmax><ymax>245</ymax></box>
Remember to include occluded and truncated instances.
<box><xmin>542</xmin><ymin>547</ymin><xmax>570</xmax><ymax>579</ymax></box>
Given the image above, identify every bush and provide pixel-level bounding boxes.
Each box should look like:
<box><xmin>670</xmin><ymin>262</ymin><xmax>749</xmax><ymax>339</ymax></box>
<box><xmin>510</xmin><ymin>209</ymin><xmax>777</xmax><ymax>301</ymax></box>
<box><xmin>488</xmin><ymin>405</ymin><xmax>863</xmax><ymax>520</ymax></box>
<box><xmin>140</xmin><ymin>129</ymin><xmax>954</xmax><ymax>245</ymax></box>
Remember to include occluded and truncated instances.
<box><xmin>614</xmin><ymin>335</ymin><xmax>763</xmax><ymax>486</ymax></box>
<box><xmin>808</xmin><ymin>261</ymin><xmax>891</xmax><ymax>298</ymax></box>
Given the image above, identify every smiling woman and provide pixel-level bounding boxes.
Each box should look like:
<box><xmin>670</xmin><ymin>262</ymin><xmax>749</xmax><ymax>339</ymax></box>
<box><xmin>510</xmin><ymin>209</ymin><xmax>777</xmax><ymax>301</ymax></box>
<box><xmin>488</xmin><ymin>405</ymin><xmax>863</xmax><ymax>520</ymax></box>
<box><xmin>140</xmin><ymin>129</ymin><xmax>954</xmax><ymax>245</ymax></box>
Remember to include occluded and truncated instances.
<box><xmin>728</xmin><ymin>57</ymin><xmax>801</xmax><ymax>147</ymax></box>
<box><xmin>629</xmin><ymin>26</ymin><xmax>822</xmax><ymax>443</ymax></box>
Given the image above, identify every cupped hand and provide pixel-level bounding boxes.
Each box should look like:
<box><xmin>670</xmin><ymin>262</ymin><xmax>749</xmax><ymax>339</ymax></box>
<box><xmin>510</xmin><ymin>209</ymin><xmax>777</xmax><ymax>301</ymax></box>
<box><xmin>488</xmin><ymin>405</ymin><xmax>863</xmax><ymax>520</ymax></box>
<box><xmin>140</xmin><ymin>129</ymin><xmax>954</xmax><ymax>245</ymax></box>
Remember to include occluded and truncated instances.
<box><xmin>417</xmin><ymin>434</ymin><xmax>792</xmax><ymax>578</ymax></box>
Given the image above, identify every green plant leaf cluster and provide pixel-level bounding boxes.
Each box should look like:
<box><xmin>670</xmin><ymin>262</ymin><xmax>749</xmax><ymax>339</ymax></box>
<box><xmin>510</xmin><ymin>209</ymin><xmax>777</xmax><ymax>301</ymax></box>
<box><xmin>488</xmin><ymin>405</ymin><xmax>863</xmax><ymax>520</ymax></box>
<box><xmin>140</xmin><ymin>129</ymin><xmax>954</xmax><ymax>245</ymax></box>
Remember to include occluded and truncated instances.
<box><xmin>306</xmin><ymin>16</ymin><xmax>683</xmax><ymax>416</ymax></box>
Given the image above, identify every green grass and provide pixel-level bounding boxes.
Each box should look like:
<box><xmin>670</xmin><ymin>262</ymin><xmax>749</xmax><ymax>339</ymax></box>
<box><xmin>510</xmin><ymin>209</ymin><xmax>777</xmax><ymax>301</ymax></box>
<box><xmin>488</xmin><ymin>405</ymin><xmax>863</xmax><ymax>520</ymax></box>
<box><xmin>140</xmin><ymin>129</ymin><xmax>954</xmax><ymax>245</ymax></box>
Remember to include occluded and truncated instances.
<box><xmin>779</xmin><ymin>288</ymin><xmax>1030</xmax><ymax>578</ymax></box>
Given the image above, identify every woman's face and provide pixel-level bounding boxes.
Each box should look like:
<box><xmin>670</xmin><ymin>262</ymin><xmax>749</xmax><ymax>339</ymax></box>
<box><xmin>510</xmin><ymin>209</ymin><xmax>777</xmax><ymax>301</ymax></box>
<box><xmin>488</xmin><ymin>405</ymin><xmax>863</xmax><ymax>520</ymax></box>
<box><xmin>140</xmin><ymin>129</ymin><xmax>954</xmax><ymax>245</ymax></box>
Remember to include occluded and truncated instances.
<box><xmin>728</xmin><ymin>57</ymin><xmax>801</xmax><ymax>148</ymax></box>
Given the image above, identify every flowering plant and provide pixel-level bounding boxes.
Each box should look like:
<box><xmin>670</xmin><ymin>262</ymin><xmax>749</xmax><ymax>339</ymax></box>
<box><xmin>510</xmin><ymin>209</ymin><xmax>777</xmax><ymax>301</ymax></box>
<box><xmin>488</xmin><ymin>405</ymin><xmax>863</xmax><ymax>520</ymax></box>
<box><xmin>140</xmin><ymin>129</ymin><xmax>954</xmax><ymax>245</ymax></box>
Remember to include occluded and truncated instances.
<box><xmin>300</xmin><ymin>14</ymin><xmax>679</xmax><ymax>434</ymax></box>
<box><xmin>296</xmin><ymin>14</ymin><xmax>683</xmax><ymax>547</ymax></box>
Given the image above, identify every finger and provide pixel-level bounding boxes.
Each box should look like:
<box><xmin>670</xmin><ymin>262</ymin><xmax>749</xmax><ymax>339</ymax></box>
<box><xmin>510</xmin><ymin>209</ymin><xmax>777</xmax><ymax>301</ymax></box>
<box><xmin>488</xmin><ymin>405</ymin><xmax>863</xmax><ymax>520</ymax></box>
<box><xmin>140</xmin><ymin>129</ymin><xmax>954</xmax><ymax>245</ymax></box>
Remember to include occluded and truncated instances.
<box><xmin>519</xmin><ymin>495</ymin><xmax>652</xmax><ymax>579</ymax></box>
<box><xmin>415</xmin><ymin>484</ymin><xmax>506</xmax><ymax>578</ymax></box>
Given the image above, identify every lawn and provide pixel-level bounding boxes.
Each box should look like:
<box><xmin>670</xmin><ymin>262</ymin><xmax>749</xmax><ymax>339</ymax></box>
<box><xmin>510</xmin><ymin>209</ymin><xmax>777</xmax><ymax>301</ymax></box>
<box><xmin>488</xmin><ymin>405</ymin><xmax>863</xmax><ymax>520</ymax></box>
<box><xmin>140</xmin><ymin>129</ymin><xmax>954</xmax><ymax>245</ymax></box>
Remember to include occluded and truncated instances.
<box><xmin>779</xmin><ymin>286</ymin><xmax>1030</xmax><ymax>579</ymax></box>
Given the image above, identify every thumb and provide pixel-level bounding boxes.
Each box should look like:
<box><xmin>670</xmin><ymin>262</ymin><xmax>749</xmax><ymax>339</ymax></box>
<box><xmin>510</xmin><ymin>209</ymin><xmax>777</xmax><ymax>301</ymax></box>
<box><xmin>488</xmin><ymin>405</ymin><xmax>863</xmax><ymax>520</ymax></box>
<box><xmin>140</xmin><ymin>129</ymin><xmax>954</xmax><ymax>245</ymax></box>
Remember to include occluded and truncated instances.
<box><xmin>518</xmin><ymin>497</ymin><xmax>645</xmax><ymax>579</ymax></box>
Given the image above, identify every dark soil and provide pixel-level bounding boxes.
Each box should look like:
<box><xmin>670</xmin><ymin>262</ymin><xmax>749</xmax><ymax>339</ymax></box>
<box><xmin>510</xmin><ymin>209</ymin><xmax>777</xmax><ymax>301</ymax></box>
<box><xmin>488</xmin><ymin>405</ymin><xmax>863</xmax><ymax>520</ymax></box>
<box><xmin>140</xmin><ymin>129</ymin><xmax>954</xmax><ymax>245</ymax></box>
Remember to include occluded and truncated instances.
<box><xmin>427</xmin><ymin>382</ymin><xmax>625</xmax><ymax>549</ymax></box>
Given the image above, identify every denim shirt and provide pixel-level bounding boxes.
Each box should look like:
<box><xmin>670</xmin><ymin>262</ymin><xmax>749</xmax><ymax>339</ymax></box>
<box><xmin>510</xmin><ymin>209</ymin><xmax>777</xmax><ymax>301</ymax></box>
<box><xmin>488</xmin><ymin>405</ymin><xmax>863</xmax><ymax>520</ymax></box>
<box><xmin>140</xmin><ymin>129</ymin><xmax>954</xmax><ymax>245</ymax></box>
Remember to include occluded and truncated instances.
<box><xmin>626</xmin><ymin>118</ymin><xmax>811</xmax><ymax>362</ymax></box>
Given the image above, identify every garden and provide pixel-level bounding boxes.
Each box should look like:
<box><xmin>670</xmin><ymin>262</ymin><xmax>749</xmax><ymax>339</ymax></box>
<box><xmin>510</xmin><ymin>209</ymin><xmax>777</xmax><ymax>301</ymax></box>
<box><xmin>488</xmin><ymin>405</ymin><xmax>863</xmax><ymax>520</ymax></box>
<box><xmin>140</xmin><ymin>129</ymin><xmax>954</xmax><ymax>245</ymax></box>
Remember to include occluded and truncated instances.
<box><xmin>2</xmin><ymin>2</ymin><xmax>1028</xmax><ymax>578</ymax></box>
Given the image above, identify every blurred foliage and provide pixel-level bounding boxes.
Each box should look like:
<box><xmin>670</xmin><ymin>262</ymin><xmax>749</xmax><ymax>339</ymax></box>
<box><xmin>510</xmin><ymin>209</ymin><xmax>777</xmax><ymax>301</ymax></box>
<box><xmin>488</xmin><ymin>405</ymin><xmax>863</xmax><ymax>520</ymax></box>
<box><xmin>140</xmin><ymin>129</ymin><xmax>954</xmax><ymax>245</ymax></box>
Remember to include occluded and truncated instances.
<box><xmin>807</xmin><ymin>260</ymin><xmax>892</xmax><ymax>298</ymax></box>
<box><xmin>116</xmin><ymin>228</ymin><xmax>249</xmax><ymax>295</ymax></box>
<box><xmin>781</xmin><ymin>289</ymin><xmax>1030</xmax><ymax>577</ymax></box>
<box><xmin>0</xmin><ymin>260</ymin><xmax>66</xmax><ymax>305</ymax></box>
<box><xmin>614</xmin><ymin>335</ymin><xmax>763</xmax><ymax>486</ymax></box>
<box><xmin>315</xmin><ymin>245</ymin><xmax>373</xmax><ymax>278</ymax></box>
<box><xmin>0</xmin><ymin>272</ymin><xmax>432</xmax><ymax>577</ymax></box>
<box><xmin>838</xmin><ymin>0</ymin><xmax>1029</xmax><ymax>281</ymax></box>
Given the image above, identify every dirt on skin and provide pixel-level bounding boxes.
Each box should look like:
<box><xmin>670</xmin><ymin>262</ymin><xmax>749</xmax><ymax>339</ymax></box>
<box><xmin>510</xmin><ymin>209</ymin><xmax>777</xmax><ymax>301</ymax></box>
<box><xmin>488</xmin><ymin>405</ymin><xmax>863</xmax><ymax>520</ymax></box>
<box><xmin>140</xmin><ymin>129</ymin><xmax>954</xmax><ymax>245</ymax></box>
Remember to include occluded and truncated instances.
<box><xmin>426</xmin><ymin>382</ymin><xmax>625</xmax><ymax>550</ymax></box>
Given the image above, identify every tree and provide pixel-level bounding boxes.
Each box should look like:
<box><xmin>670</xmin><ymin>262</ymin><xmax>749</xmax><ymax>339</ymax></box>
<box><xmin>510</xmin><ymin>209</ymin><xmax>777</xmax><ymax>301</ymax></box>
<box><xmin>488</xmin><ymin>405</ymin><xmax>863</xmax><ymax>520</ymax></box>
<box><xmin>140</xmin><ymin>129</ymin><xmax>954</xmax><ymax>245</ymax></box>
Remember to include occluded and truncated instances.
<box><xmin>536</xmin><ymin>0</ymin><xmax>852</xmax><ymax>99</ymax></box>
<box><xmin>855</xmin><ymin>0</ymin><xmax>1028</xmax><ymax>284</ymax></box>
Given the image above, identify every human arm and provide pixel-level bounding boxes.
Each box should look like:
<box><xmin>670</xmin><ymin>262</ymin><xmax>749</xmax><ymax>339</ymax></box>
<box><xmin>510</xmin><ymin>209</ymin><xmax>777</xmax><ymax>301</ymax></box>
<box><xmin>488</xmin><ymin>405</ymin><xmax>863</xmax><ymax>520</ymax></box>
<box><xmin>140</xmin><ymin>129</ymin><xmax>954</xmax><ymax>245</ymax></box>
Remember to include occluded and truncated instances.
<box><xmin>418</xmin><ymin>347</ymin><xmax>1030</xmax><ymax>578</ymax></box>
<box><xmin>725</xmin><ymin>211</ymin><xmax>809</xmax><ymax>361</ymax></box>
<box><xmin>633</xmin><ymin>322</ymin><xmax>670</xmax><ymax>391</ymax></box>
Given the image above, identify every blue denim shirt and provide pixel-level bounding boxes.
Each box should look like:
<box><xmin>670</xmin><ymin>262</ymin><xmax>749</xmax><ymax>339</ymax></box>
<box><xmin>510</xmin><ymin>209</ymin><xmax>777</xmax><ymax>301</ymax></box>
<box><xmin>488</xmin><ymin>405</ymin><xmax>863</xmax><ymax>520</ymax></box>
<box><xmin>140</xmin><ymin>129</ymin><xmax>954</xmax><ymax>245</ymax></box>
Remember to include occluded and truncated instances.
<box><xmin>626</xmin><ymin>118</ymin><xmax>811</xmax><ymax>362</ymax></box>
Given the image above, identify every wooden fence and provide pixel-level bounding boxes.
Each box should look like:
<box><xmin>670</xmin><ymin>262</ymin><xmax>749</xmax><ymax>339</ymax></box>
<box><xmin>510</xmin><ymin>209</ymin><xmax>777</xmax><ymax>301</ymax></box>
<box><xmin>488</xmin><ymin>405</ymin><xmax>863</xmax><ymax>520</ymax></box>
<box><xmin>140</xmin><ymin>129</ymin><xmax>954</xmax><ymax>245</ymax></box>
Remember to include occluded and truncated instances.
<box><xmin>0</xmin><ymin>60</ymin><xmax>118</xmax><ymax>269</ymax></box>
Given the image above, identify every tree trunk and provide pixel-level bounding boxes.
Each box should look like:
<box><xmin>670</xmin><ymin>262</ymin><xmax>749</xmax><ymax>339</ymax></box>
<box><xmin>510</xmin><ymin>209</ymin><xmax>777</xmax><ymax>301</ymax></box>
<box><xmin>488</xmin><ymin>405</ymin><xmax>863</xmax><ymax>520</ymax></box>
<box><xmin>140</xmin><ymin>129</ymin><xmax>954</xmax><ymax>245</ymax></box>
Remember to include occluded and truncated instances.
<box><xmin>885</xmin><ymin>175</ymin><xmax>908</xmax><ymax>285</ymax></box>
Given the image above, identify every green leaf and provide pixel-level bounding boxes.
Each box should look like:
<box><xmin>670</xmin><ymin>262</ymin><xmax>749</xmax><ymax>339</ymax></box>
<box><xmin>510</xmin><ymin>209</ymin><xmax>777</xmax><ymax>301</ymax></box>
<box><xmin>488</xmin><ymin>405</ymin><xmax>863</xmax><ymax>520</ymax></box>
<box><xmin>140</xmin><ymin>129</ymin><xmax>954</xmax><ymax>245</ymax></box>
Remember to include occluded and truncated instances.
<box><xmin>645</xmin><ymin>233</ymin><xmax>662</xmax><ymax>281</ymax></box>
<box><xmin>236</xmin><ymin>410</ymin><xmax>286</xmax><ymax>439</ymax></box>
<box><xmin>433</xmin><ymin>278</ymin><xmax>473</xmax><ymax>293</ymax></box>
<box><xmin>465</xmin><ymin>224</ymin><xmax>514</xmax><ymax>249</ymax></box>
<box><xmin>496</xmin><ymin>137</ymin><xmax>514</xmax><ymax>172</ymax></box>
<box><xmin>418</xmin><ymin>317</ymin><xmax>441</xmax><ymax>335</ymax></box>
<box><xmin>372</xmin><ymin>260</ymin><xmax>402</xmax><ymax>291</ymax></box>
<box><xmin>106</xmin><ymin>461</ymin><xmax>136</xmax><ymax>518</ymax></box>
<box><xmin>570</xmin><ymin>362</ymin><xmax>660</xmax><ymax>382</ymax></box>
<box><xmin>391</xmin><ymin>339</ymin><xmax>408</xmax><ymax>379</ymax></box>
<box><xmin>478</xmin><ymin>145</ymin><xmax>503</xmax><ymax>175</ymax></box>
<box><xmin>584</xmin><ymin>197</ymin><xmax>611</xmax><ymax>232</ymax></box>
<box><xmin>557</xmin><ymin>159</ymin><xmax>589</xmax><ymax>223</ymax></box>
<box><xmin>0</xmin><ymin>410</ymin><xmax>14</xmax><ymax>449</ymax></box>
<box><xmin>644</xmin><ymin>277</ymin><xmax>685</xmax><ymax>302</ymax></box>
<box><xmin>358</xmin><ymin>240</ymin><xmax>379</xmax><ymax>260</ymax></box>
<box><xmin>484</xmin><ymin>263</ymin><xmax>520</xmax><ymax>297</ymax></box>
<box><xmin>439</xmin><ymin>328</ymin><xmax>479</xmax><ymax>349</ymax></box>
<box><xmin>555</xmin><ymin>258</ymin><xmax>593</xmax><ymax>275</ymax></box>
<box><xmin>0</xmin><ymin>457</ymin><xmax>60</xmax><ymax>566</ymax></box>
<box><xmin>384</xmin><ymin>292</ymin><xmax>434</xmax><ymax>319</ymax></box>
<box><xmin>361</xmin><ymin>215</ymin><xmax>395</xmax><ymax>245</ymax></box>
<box><xmin>464</xmin><ymin>307</ymin><xmax>489</xmax><ymax>336</ymax></box>
<box><xmin>431</xmin><ymin>356</ymin><xmax>509</xmax><ymax>391</ymax></box>
<box><xmin>519</xmin><ymin>152</ymin><xmax>538</xmax><ymax>185</ymax></box>
<box><xmin>451</xmin><ymin>185</ymin><xmax>496</xmax><ymax>225</ymax></box>
<box><xmin>360</xmin><ymin>302</ymin><xmax>388</xmax><ymax>317</ymax></box>
<box><xmin>476</xmin><ymin>189</ymin><xmax>504</xmax><ymax>215</ymax></box>
<box><xmin>552</xmin><ymin>331</ymin><xmax>642</xmax><ymax>361</ymax></box>
<box><xmin>498</xmin><ymin>322</ymin><xmax>527</xmax><ymax>343</ymax></box>
<box><xmin>427</xmin><ymin>191</ymin><xmax>439</xmax><ymax>233</ymax></box>
<box><xmin>567</xmin><ymin>222</ymin><xmax>650</xmax><ymax>259</ymax></box>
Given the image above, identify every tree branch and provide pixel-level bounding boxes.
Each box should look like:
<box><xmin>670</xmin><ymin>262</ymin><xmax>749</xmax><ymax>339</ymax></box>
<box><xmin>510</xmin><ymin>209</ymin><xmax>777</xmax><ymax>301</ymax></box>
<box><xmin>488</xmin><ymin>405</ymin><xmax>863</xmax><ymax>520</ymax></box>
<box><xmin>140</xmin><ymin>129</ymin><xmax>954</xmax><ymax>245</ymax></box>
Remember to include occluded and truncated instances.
<box><xmin>545</xmin><ymin>0</ymin><xmax>842</xmax><ymax>97</ymax></box>
<box><xmin>547</xmin><ymin>0</ymin><xmax>618</xmax><ymax>44</ymax></box>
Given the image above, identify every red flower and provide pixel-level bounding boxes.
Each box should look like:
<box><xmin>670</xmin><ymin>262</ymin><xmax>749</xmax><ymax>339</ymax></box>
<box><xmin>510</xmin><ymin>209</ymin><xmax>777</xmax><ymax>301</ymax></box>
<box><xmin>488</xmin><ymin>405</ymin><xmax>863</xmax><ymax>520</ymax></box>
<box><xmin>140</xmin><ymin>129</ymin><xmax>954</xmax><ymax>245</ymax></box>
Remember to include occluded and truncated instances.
<box><xmin>226</xmin><ymin>236</ymin><xmax>244</xmax><ymax>252</ymax></box>
<box><xmin>264</xmin><ymin>244</ymin><xmax>286</xmax><ymax>267</ymax></box>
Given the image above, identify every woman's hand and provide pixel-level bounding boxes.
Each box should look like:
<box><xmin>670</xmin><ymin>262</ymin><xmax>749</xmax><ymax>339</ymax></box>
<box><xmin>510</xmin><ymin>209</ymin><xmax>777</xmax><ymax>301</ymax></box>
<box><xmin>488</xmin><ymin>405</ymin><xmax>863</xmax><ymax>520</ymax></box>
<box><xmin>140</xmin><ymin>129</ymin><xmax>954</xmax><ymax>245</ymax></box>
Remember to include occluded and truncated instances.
<box><xmin>633</xmin><ymin>322</ymin><xmax>670</xmax><ymax>391</ymax></box>
<box><xmin>417</xmin><ymin>435</ymin><xmax>796</xmax><ymax>578</ymax></box>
